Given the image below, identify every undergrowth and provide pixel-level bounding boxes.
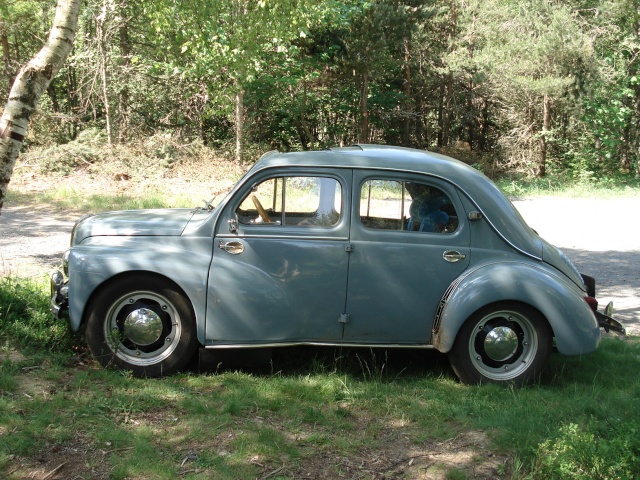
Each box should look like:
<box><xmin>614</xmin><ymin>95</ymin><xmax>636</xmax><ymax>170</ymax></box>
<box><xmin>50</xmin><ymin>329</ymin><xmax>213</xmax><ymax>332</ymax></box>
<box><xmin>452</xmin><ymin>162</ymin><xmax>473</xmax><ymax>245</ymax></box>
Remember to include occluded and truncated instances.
<box><xmin>532</xmin><ymin>420</ymin><xmax>640</xmax><ymax>479</ymax></box>
<box><xmin>14</xmin><ymin>136</ymin><xmax>640</xmax><ymax>202</ymax></box>
<box><xmin>496</xmin><ymin>173</ymin><xmax>640</xmax><ymax>198</ymax></box>
<box><xmin>0</xmin><ymin>276</ymin><xmax>74</xmax><ymax>352</ymax></box>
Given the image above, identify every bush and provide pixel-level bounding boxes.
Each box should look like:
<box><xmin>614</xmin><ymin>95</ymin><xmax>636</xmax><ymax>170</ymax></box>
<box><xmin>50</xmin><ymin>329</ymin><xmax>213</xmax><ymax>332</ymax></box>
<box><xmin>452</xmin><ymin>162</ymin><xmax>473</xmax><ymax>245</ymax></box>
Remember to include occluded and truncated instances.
<box><xmin>532</xmin><ymin>420</ymin><xmax>640</xmax><ymax>479</ymax></box>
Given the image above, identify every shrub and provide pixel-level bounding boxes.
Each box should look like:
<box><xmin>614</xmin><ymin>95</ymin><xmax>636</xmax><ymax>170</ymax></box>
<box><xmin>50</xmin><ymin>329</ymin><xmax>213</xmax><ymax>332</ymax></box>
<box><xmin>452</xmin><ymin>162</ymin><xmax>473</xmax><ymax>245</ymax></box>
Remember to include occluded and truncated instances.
<box><xmin>532</xmin><ymin>420</ymin><xmax>640</xmax><ymax>479</ymax></box>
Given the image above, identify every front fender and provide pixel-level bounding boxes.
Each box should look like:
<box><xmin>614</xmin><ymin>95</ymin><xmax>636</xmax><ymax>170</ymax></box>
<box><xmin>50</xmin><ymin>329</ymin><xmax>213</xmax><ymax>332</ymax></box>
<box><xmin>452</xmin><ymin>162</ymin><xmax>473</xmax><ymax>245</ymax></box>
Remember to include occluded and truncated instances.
<box><xmin>67</xmin><ymin>236</ymin><xmax>213</xmax><ymax>344</ymax></box>
<box><xmin>432</xmin><ymin>262</ymin><xmax>600</xmax><ymax>355</ymax></box>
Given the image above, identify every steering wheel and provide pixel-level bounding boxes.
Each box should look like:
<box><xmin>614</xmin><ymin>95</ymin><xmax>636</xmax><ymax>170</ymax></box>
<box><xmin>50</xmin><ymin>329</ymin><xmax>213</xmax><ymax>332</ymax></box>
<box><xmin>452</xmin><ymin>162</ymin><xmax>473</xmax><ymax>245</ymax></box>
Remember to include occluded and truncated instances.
<box><xmin>251</xmin><ymin>195</ymin><xmax>270</xmax><ymax>223</ymax></box>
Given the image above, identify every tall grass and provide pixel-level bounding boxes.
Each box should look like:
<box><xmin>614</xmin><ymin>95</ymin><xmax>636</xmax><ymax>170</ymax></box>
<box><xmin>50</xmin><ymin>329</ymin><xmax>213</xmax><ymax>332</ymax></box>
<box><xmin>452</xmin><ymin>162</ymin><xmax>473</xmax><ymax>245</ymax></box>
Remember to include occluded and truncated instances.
<box><xmin>0</xmin><ymin>276</ymin><xmax>72</xmax><ymax>352</ymax></box>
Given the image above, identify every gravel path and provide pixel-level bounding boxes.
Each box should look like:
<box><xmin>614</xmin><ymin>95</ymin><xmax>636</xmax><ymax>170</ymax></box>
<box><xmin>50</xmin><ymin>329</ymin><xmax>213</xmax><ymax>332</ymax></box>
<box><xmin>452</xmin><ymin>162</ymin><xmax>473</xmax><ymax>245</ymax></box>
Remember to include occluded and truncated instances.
<box><xmin>512</xmin><ymin>197</ymin><xmax>640</xmax><ymax>335</ymax></box>
<box><xmin>1</xmin><ymin>197</ymin><xmax>638</xmax><ymax>334</ymax></box>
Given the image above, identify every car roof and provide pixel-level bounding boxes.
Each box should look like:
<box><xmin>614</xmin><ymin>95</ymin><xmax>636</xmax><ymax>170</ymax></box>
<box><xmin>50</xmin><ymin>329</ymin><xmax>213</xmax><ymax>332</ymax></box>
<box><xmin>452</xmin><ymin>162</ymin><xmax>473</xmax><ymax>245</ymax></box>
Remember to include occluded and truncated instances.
<box><xmin>249</xmin><ymin>145</ymin><xmax>542</xmax><ymax>258</ymax></box>
<box><xmin>256</xmin><ymin>144</ymin><xmax>469</xmax><ymax>175</ymax></box>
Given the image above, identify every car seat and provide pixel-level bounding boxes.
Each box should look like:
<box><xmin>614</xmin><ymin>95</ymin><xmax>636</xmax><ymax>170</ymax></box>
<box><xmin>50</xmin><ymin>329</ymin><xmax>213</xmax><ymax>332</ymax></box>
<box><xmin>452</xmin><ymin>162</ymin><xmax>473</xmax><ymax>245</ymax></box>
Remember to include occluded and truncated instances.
<box><xmin>406</xmin><ymin>194</ymin><xmax>449</xmax><ymax>232</ymax></box>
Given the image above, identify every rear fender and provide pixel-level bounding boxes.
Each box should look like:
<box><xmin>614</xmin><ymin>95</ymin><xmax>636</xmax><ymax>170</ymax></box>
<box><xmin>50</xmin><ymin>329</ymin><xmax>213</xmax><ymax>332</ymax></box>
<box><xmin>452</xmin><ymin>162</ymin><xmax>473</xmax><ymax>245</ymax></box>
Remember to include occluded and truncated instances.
<box><xmin>432</xmin><ymin>262</ymin><xmax>600</xmax><ymax>355</ymax></box>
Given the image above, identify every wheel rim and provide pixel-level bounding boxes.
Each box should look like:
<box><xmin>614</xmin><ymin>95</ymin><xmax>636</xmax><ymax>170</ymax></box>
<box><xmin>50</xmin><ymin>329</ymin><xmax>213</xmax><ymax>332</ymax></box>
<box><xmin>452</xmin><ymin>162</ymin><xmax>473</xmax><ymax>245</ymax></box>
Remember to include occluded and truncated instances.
<box><xmin>468</xmin><ymin>309</ymin><xmax>538</xmax><ymax>381</ymax></box>
<box><xmin>103</xmin><ymin>291</ymin><xmax>182</xmax><ymax>366</ymax></box>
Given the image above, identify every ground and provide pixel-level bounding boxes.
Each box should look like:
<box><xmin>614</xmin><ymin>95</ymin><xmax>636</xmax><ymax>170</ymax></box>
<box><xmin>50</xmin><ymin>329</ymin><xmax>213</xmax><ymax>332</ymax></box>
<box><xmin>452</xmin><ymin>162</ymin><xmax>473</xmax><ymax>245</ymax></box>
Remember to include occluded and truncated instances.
<box><xmin>0</xmin><ymin>171</ymin><xmax>638</xmax><ymax>479</ymax></box>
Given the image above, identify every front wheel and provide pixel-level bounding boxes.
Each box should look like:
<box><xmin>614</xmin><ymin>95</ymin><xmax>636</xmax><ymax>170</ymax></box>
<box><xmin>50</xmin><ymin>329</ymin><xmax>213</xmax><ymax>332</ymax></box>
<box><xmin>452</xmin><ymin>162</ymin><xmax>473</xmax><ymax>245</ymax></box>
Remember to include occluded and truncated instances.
<box><xmin>85</xmin><ymin>275</ymin><xmax>198</xmax><ymax>377</ymax></box>
<box><xmin>448</xmin><ymin>303</ymin><xmax>552</xmax><ymax>386</ymax></box>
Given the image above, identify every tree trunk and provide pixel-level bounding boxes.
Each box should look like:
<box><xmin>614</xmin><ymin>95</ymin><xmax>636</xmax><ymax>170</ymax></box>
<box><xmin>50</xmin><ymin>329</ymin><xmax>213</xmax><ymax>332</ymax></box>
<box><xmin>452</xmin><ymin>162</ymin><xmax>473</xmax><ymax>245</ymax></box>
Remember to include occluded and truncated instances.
<box><xmin>117</xmin><ymin>3</ymin><xmax>131</xmax><ymax>144</ymax></box>
<box><xmin>97</xmin><ymin>0</ymin><xmax>113</xmax><ymax>145</ymax></box>
<box><xmin>537</xmin><ymin>94</ymin><xmax>550</xmax><ymax>178</ymax></box>
<box><xmin>1</xmin><ymin>19</ymin><xmax>11</xmax><ymax>84</ymax></box>
<box><xmin>402</xmin><ymin>37</ymin><xmax>412</xmax><ymax>147</ymax></box>
<box><xmin>0</xmin><ymin>0</ymin><xmax>82</xmax><ymax>213</ymax></box>
<box><xmin>359</xmin><ymin>66</ymin><xmax>369</xmax><ymax>144</ymax></box>
<box><xmin>478</xmin><ymin>97</ymin><xmax>488</xmax><ymax>152</ymax></box>
<box><xmin>443</xmin><ymin>72</ymin><xmax>453</xmax><ymax>147</ymax></box>
<box><xmin>437</xmin><ymin>81</ymin><xmax>444</xmax><ymax>148</ymax></box>
<box><xmin>235</xmin><ymin>87</ymin><xmax>244</xmax><ymax>163</ymax></box>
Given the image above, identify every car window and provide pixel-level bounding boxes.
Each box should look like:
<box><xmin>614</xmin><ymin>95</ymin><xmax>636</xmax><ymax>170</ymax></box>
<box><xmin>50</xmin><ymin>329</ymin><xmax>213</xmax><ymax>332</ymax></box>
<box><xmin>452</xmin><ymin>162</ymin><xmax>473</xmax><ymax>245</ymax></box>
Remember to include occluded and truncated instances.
<box><xmin>237</xmin><ymin>176</ymin><xmax>342</xmax><ymax>227</ymax></box>
<box><xmin>360</xmin><ymin>179</ymin><xmax>458</xmax><ymax>233</ymax></box>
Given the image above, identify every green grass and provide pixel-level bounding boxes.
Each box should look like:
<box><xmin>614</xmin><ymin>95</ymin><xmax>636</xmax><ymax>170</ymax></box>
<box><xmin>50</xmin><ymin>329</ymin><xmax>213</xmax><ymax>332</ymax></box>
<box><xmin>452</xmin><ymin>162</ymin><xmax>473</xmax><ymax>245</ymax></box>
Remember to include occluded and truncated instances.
<box><xmin>6</xmin><ymin>187</ymin><xmax>198</xmax><ymax>213</ymax></box>
<box><xmin>495</xmin><ymin>173</ymin><xmax>640</xmax><ymax>198</ymax></box>
<box><xmin>1</xmin><ymin>276</ymin><xmax>639</xmax><ymax>479</ymax></box>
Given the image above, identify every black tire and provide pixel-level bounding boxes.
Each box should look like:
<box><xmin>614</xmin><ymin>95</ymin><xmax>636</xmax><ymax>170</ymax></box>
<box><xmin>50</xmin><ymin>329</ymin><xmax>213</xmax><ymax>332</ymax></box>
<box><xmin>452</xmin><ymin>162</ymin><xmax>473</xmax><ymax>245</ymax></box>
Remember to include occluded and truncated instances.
<box><xmin>85</xmin><ymin>275</ymin><xmax>198</xmax><ymax>377</ymax></box>
<box><xmin>448</xmin><ymin>302</ymin><xmax>552</xmax><ymax>386</ymax></box>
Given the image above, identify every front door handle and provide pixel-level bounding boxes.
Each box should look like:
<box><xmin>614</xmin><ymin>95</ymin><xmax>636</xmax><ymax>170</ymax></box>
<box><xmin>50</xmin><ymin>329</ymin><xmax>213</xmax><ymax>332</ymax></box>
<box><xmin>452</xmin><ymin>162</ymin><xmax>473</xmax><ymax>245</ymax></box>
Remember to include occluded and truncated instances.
<box><xmin>218</xmin><ymin>240</ymin><xmax>244</xmax><ymax>255</ymax></box>
<box><xmin>443</xmin><ymin>250</ymin><xmax>466</xmax><ymax>263</ymax></box>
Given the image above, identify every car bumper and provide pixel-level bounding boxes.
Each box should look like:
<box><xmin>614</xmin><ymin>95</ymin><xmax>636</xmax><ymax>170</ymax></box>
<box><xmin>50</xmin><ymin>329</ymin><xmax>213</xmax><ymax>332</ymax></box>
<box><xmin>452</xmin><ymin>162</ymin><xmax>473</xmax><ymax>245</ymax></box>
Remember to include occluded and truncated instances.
<box><xmin>50</xmin><ymin>270</ymin><xmax>69</xmax><ymax>319</ymax></box>
<box><xmin>595</xmin><ymin>303</ymin><xmax>626</xmax><ymax>335</ymax></box>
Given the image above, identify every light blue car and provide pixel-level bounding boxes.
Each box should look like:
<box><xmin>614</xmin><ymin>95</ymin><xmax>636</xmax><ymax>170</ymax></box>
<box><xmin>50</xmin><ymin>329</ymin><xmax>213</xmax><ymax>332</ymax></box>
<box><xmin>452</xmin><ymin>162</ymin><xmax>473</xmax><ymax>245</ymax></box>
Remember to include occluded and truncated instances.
<box><xmin>50</xmin><ymin>145</ymin><xmax>624</xmax><ymax>384</ymax></box>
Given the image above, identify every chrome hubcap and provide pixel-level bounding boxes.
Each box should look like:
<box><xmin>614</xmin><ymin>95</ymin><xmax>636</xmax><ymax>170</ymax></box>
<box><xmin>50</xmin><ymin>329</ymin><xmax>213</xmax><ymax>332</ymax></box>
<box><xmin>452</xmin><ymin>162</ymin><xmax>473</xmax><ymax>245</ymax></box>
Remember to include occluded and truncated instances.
<box><xmin>470</xmin><ymin>310</ymin><xmax>537</xmax><ymax>380</ymax></box>
<box><xmin>483</xmin><ymin>326</ymin><xmax>518</xmax><ymax>362</ymax></box>
<box><xmin>104</xmin><ymin>291</ymin><xmax>181</xmax><ymax>366</ymax></box>
<box><xmin>123</xmin><ymin>308</ymin><xmax>163</xmax><ymax>346</ymax></box>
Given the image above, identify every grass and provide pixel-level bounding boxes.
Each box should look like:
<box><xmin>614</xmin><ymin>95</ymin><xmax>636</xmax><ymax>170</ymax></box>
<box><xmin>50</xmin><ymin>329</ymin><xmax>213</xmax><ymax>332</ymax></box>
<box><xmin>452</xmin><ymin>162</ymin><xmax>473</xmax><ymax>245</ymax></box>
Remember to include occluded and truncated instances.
<box><xmin>495</xmin><ymin>172</ymin><xmax>640</xmax><ymax>198</ymax></box>
<box><xmin>1</xmin><ymin>277</ymin><xmax>639</xmax><ymax>479</ymax></box>
<box><xmin>6</xmin><ymin>186</ymin><xmax>207</xmax><ymax>214</ymax></box>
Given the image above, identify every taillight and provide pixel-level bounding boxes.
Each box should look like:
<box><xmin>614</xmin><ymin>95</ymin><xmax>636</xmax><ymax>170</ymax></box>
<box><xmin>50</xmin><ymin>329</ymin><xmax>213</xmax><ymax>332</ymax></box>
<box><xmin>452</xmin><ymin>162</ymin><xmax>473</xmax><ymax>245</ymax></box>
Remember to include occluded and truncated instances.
<box><xmin>584</xmin><ymin>296</ymin><xmax>598</xmax><ymax>312</ymax></box>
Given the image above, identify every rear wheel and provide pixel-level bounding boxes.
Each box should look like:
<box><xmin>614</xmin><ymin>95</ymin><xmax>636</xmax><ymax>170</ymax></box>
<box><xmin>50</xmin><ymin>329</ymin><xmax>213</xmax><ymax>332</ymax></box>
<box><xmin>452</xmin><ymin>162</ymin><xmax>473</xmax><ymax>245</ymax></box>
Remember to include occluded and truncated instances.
<box><xmin>85</xmin><ymin>275</ymin><xmax>198</xmax><ymax>377</ymax></box>
<box><xmin>449</xmin><ymin>303</ymin><xmax>552</xmax><ymax>386</ymax></box>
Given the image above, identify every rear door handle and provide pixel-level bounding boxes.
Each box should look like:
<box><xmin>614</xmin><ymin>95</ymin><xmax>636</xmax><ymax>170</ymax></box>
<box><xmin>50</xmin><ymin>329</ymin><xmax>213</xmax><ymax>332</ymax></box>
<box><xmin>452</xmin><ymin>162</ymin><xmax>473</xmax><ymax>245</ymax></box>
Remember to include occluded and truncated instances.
<box><xmin>218</xmin><ymin>240</ymin><xmax>244</xmax><ymax>255</ymax></box>
<box><xmin>443</xmin><ymin>250</ymin><xmax>466</xmax><ymax>263</ymax></box>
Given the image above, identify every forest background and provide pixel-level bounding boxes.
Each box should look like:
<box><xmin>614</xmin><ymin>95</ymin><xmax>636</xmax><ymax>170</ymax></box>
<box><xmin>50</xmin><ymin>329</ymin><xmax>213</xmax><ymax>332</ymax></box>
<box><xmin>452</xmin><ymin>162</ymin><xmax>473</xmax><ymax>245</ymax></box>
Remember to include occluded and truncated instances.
<box><xmin>3</xmin><ymin>0</ymin><xmax>640</xmax><ymax>181</ymax></box>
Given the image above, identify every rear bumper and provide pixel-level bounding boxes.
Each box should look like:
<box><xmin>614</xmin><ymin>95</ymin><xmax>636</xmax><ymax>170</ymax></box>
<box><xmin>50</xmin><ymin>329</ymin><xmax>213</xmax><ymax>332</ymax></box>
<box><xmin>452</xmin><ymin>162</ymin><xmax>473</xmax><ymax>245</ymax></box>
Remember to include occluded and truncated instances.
<box><xmin>595</xmin><ymin>309</ymin><xmax>626</xmax><ymax>335</ymax></box>
<box><xmin>581</xmin><ymin>274</ymin><xmax>626</xmax><ymax>335</ymax></box>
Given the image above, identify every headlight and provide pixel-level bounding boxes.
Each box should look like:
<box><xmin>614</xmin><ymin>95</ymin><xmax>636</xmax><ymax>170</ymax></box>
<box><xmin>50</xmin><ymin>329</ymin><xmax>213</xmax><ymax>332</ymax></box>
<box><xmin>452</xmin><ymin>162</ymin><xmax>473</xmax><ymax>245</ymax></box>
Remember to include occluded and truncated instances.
<box><xmin>62</xmin><ymin>249</ymin><xmax>70</xmax><ymax>276</ymax></box>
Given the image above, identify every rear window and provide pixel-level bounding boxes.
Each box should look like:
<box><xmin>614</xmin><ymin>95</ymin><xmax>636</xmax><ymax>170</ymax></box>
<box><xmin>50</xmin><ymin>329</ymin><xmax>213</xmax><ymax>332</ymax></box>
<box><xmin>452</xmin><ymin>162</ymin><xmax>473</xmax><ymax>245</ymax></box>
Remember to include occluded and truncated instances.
<box><xmin>360</xmin><ymin>179</ymin><xmax>458</xmax><ymax>233</ymax></box>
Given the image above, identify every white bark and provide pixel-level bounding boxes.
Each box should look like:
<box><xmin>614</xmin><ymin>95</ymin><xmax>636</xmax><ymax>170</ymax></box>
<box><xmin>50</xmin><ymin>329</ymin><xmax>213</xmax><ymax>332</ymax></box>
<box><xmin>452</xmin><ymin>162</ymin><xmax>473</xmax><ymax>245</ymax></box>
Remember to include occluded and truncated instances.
<box><xmin>0</xmin><ymin>0</ymin><xmax>82</xmax><ymax>213</ymax></box>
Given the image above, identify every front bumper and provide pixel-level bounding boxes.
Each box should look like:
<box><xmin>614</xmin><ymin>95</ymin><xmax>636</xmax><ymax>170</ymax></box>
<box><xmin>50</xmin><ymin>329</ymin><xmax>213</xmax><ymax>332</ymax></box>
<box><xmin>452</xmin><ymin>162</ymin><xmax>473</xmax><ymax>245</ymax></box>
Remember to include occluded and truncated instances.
<box><xmin>50</xmin><ymin>270</ymin><xmax>69</xmax><ymax>319</ymax></box>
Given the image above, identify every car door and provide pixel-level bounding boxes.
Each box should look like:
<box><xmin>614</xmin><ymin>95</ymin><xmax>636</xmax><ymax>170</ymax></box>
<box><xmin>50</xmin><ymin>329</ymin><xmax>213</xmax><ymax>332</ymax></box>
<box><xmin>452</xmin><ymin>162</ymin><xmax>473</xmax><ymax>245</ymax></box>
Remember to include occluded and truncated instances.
<box><xmin>342</xmin><ymin>171</ymin><xmax>471</xmax><ymax>344</ymax></box>
<box><xmin>206</xmin><ymin>169</ymin><xmax>352</xmax><ymax>345</ymax></box>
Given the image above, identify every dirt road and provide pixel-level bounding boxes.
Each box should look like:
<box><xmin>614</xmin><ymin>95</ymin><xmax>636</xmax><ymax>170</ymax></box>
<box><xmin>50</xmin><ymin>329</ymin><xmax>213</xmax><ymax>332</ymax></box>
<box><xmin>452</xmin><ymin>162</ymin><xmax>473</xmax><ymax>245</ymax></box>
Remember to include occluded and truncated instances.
<box><xmin>1</xmin><ymin>197</ymin><xmax>638</xmax><ymax>334</ymax></box>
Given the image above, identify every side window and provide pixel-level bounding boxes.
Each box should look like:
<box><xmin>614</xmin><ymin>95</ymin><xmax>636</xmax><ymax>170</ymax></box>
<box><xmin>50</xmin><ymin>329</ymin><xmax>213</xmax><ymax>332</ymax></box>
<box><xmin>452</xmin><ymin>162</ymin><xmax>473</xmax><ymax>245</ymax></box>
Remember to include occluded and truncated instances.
<box><xmin>360</xmin><ymin>179</ymin><xmax>458</xmax><ymax>233</ymax></box>
<box><xmin>237</xmin><ymin>176</ymin><xmax>342</xmax><ymax>228</ymax></box>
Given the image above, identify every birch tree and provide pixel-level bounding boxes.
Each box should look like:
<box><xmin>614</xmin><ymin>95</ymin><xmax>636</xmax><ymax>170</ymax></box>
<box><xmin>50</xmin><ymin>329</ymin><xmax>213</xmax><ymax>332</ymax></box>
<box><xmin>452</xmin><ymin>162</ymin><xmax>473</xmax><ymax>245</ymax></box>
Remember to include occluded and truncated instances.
<box><xmin>0</xmin><ymin>0</ymin><xmax>82</xmax><ymax>213</ymax></box>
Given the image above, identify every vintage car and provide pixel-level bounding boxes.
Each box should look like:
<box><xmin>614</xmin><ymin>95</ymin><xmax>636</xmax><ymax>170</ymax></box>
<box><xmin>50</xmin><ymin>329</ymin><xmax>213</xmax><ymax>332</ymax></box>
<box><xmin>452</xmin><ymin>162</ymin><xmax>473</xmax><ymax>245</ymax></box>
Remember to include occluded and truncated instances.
<box><xmin>50</xmin><ymin>145</ymin><xmax>624</xmax><ymax>385</ymax></box>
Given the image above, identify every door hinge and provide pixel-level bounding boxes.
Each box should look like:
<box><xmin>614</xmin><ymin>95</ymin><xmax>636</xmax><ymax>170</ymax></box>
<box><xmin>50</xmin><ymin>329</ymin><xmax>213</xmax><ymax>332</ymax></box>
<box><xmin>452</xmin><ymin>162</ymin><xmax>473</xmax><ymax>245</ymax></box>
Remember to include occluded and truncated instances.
<box><xmin>338</xmin><ymin>313</ymin><xmax>350</xmax><ymax>324</ymax></box>
<box><xmin>345</xmin><ymin>243</ymin><xmax>354</xmax><ymax>253</ymax></box>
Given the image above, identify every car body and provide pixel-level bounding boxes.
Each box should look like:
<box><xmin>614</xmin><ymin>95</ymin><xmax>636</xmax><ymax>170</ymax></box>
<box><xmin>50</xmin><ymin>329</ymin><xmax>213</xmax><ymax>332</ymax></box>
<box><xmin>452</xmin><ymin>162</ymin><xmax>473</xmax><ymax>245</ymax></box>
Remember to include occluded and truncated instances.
<box><xmin>50</xmin><ymin>145</ymin><xmax>624</xmax><ymax>384</ymax></box>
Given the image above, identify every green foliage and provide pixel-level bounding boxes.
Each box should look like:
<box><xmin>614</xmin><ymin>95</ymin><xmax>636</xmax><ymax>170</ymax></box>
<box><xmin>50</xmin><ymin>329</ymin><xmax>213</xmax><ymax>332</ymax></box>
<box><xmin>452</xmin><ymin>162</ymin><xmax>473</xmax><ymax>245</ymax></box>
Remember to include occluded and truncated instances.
<box><xmin>0</xmin><ymin>277</ymin><xmax>72</xmax><ymax>352</ymax></box>
<box><xmin>532</xmin><ymin>420</ymin><xmax>640</xmax><ymax>479</ymax></box>
<box><xmin>7</xmin><ymin>0</ymin><xmax>640</xmax><ymax>178</ymax></box>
